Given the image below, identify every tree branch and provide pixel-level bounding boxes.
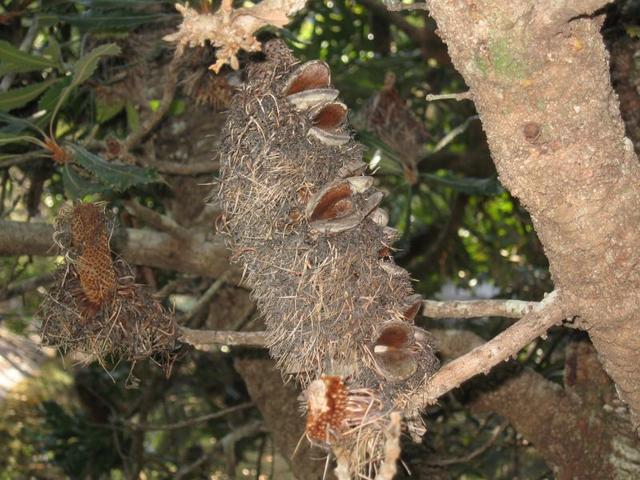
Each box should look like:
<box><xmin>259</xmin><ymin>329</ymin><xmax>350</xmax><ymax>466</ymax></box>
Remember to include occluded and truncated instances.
<box><xmin>416</xmin><ymin>291</ymin><xmax>564</xmax><ymax>406</ymax></box>
<box><xmin>122</xmin><ymin>56</ymin><xmax>180</xmax><ymax>152</ymax></box>
<box><xmin>422</xmin><ymin>298</ymin><xmax>538</xmax><ymax>319</ymax></box>
<box><xmin>123</xmin><ymin>402</ymin><xmax>254</xmax><ymax>431</ymax></box>
<box><xmin>0</xmin><ymin>220</ymin><xmax>232</xmax><ymax>279</ymax></box>
<box><xmin>124</xmin><ymin>200</ymin><xmax>190</xmax><ymax>241</ymax></box>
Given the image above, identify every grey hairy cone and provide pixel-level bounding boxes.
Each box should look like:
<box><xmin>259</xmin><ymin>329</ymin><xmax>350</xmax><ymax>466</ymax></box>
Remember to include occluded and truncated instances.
<box><xmin>216</xmin><ymin>40</ymin><xmax>439</xmax><ymax>400</ymax></box>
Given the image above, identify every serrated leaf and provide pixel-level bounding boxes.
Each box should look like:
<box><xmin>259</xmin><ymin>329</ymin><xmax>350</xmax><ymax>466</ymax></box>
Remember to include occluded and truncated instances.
<box><xmin>62</xmin><ymin>164</ymin><xmax>111</xmax><ymax>199</ymax></box>
<box><xmin>0</xmin><ymin>78</ymin><xmax>59</xmax><ymax>112</ymax></box>
<box><xmin>58</xmin><ymin>12</ymin><xmax>172</xmax><ymax>31</ymax></box>
<box><xmin>0</xmin><ymin>40</ymin><xmax>58</xmax><ymax>72</ymax></box>
<box><xmin>38</xmin><ymin>78</ymin><xmax>69</xmax><ymax>113</ymax></box>
<box><xmin>50</xmin><ymin>43</ymin><xmax>121</xmax><ymax>127</ymax></box>
<box><xmin>72</xmin><ymin>43</ymin><xmax>121</xmax><ymax>86</ymax></box>
<box><xmin>70</xmin><ymin>144</ymin><xmax>161</xmax><ymax>192</ymax></box>
<box><xmin>422</xmin><ymin>173</ymin><xmax>503</xmax><ymax>196</ymax></box>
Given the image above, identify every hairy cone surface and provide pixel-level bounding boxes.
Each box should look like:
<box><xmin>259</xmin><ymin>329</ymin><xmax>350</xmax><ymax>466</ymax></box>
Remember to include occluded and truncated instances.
<box><xmin>217</xmin><ymin>40</ymin><xmax>439</xmax><ymax>476</ymax></box>
<box><xmin>39</xmin><ymin>202</ymin><xmax>177</xmax><ymax>377</ymax></box>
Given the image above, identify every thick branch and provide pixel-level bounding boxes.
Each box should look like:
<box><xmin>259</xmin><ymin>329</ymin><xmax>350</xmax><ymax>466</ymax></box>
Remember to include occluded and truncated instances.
<box><xmin>422</xmin><ymin>298</ymin><xmax>537</xmax><ymax>319</ymax></box>
<box><xmin>531</xmin><ymin>0</ymin><xmax>614</xmax><ymax>35</ymax></box>
<box><xmin>417</xmin><ymin>291</ymin><xmax>564</xmax><ymax>405</ymax></box>
<box><xmin>0</xmin><ymin>220</ymin><xmax>232</xmax><ymax>279</ymax></box>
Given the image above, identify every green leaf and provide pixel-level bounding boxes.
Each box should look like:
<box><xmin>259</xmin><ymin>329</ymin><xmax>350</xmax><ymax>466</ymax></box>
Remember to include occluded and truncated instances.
<box><xmin>126</xmin><ymin>102</ymin><xmax>140</xmax><ymax>132</ymax></box>
<box><xmin>70</xmin><ymin>144</ymin><xmax>161</xmax><ymax>192</ymax></box>
<box><xmin>0</xmin><ymin>132</ymin><xmax>41</xmax><ymax>146</ymax></box>
<box><xmin>0</xmin><ymin>40</ymin><xmax>58</xmax><ymax>73</ymax></box>
<box><xmin>0</xmin><ymin>111</ymin><xmax>45</xmax><ymax>135</ymax></box>
<box><xmin>43</xmin><ymin>37</ymin><xmax>63</xmax><ymax>68</ymax></box>
<box><xmin>57</xmin><ymin>12</ymin><xmax>172</xmax><ymax>32</ymax></box>
<box><xmin>72</xmin><ymin>43</ymin><xmax>121</xmax><ymax>86</ymax></box>
<box><xmin>96</xmin><ymin>96</ymin><xmax>125</xmax><ymax>123</ymax></box>
<box><xmin>422</xmin><ymin>172</ymin><xmax>503</xmax><ymax>196</ymax></box>
<box><xmin>51</xmin><ymin>43</ymin><xmax>121</xmax><ymax>126</ymax></box>
<box><xmin>0</xmin><ymin>78</ymin><xmax>59</xmax><ymax>112</ymax></box>
<box><xmin>38</xmin><ymin>78</ymin><xmax>69</xmax><ymax>113</ymax></box>
<box><xmin>62</xmin><ymin>164</ymin><xmax>111</xmax><ymax>199</ymax></box>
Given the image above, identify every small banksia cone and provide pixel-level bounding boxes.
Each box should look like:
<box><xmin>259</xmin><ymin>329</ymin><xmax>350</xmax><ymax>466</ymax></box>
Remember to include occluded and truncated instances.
<box><xmin>216</xmin><ymin>40</ymin><xmax>439</xmax><ymax>476</ymax></box>
<box><xmin>39</xmin><ymin>202</ymin><xmax>178</xmax><ymax>376</ymax></box>
<box><xmin>69</xmin><ymin>203</ymin><xmax>117</xmax><ymax>316</ymax></box>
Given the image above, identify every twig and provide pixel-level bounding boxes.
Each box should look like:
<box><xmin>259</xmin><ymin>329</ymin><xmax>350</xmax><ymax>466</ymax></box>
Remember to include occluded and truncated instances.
<box><xmin>359</xmin><ymin>0</ymin><xmax>425</xmax><ymax>44</ymax></box>
<box><xmin>427</xmin><ymin>420</ymin><xmax>508</xmax><ymax>466</ymax></box>
<box><xmin>124</xmin><ymin>401</ymin><xmax>254</xmax><ymax>431</ymax></box>
<box><xmin>175</xmin><ymin>295</ymin><xmax>543</xmax><ymax>349</ymax></box>
<box><xmin>122</xmin><ymin>55</ymin><xmax>180</xmax><ymax>152</ymax></box>
<box><xmin>426</xmin><ymin>91</ymin><xmax>473</xmax><ymax>101</ymax></box>
<box><xmin>416</xmin><ymin>291</ymin><xmax>564</xmax><ymax>407</ymax></box>
<box><xmin>0</xmin><ymin>272</ymin><xmax>55</xmax><ymax>300</ymax></box>
<box><xmin>152</xmin><ymin>159</ymin><xmax>220</xmax><ymax>175</ymax></box>
<box><xmin>222</xmin><ymin>420</ymin><xmax>265</xmax><ymax>477</ymax></box>
<box><xmin>375</xmin><ymin>411</ymin><xmax>403</xmax><ymax>480</ymax></box>
<box><xmin>178</xmin><ymin>326</ymin><xmax>266</xmax><ymax>349</ymax></box>
<box><xmin>422</xmin><ymin>298</ymin><xmax>538</xmax><ymax>319</ymax></box>
<box><xmin>174</xmin><ymin>420</ymin><xmax>264</xmax><ymax>480</ymax></box>
<box><xmin>123</xmin><ymin>200</ymin><xmax>190</xmax><ymax>242</ymax></box>
<box><xmin>183</xmin><ymin>272</ymin><xmax>230</xmax><ymax>323</ymax></box>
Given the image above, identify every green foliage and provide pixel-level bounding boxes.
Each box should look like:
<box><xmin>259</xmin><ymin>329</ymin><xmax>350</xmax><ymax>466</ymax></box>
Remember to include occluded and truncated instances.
<box><xmin>0</xmin><ymin>78</ymin><xmax>60</xmax><ymax>112</ymax></box>
<box><xmin>69</xmin><ymin>145</ymin><xmax>161</xmax><ymax>195</ymax></box>
<box><xmin>0</xmin><ymin>39</ymin><xmax>59</xmax><ymax>74</ymax></box>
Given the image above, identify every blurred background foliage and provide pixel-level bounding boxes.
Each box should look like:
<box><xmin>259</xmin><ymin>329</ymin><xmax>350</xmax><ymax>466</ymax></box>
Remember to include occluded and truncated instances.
<box><xmin>0</xmin><ymin>0</ymin><xmax>638</xmax><ymax>478</ymax></box>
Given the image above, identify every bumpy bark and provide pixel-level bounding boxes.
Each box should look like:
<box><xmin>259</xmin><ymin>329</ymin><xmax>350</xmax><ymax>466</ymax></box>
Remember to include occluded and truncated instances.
<box><xmin>422</xmin><ymin>0</ymin><xmax>640</xmax><ymax>432</ymax></box>
<box><xmin>434</xmin><ymin>330</ymin><xmax>640</xmax><ymax>479</ymax></box>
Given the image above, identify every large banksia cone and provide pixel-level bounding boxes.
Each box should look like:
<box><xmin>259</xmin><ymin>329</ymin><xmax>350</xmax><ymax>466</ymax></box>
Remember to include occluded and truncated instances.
<box><xmin>216</xmin><ymin>40</ymin><xmax>439</xmax><ymax>477</ymax></box>
<box><xmin>39</xmin><ymin>202</ymin><xmax>178</xmax><ymax>376</ymax></box>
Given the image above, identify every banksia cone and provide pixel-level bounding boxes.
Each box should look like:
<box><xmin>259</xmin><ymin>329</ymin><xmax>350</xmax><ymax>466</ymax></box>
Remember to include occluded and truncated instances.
<box><xmin>39</xmin><ymin>202</ymin><xmax>178</xmax><ymax>376</ymax></box>
<box><xmin>216</xmin><ymin>40</ymin><xmax>439</xmax><ymax>476</ymax></box>
<box><xmin>358</xmin><ymin>72</ymin><xmax>430</xmax><ymax>185</ymax></box>
<box><xmin>69</xmin><ymin>203</ymin><xmax>117</xmax><ymax>314</ymax></box>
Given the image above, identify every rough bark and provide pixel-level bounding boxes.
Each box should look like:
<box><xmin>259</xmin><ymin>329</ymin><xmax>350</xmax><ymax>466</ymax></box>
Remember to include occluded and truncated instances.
<box><xmin>434</xmin><ymin>329</ymin><xmax>640</xmax><ymax>479</ymax></box>
<box><xmin>421</xmin><ymin>0</ymin><xmax>640</xmax><ymax>431</ymax></box>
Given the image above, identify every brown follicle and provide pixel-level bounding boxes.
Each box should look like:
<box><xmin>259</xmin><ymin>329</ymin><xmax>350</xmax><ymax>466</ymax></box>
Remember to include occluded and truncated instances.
<box><xmin>372</xmin><ymin>321</ymin><xmax>439</xmax><ymax>382</ymax></box>
<box><xmin>311</xmin><ymin>102</ymin><xmax>348</xmax><ymax>132</ymax></box>
<box><xmin>403</xmin><ymin>294</ymin><xmax>423</xmax><ymax>321</ymax></box>
<box><xmin>283</xmin><ymin>60</ymin><xmax>331</xmax><ymax>95</ymax></box>
<box><xmin>308</xmin><ymin>182</ymin><xmax>354</xmax><ymax>222</ymax></box>
<box><xmin>307</xmin><ymin>126</ymin><xmax>351</xmax><ymax>146</ymax></box>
